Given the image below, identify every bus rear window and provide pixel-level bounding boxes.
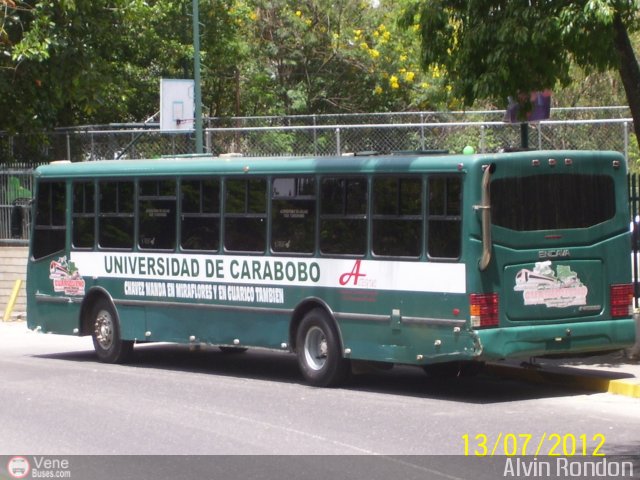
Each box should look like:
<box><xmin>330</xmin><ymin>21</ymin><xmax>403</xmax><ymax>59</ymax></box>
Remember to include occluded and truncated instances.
<box><xmin>491</xmin><ymin>174</ymin><xmax>615</xmax><ymax>231</ymax></box>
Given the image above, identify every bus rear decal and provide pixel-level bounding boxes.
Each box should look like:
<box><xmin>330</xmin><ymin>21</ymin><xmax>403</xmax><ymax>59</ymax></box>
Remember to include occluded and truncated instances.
<box><xmin>513</xmin><ymin>261</ymin><xmax>588</xmax><ymax>308</ymax></box>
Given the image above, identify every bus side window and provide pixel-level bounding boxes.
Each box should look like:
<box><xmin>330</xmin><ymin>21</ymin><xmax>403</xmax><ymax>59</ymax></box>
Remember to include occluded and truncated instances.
<box><xmin>271</xmin><ymin>177</ymin><xmax>316</xmax><ymax>254</ymax></box>
<box><xmin>139</xmin><ymin>179</ymin><xmax>177</xmax><ymax>251</ymax></box>
<box><xmin>181</xmin><ymin>178</ymin><xmax>220</xmax><ymax>251</ymax></box>
<box><xmin>372</xmin><ymin>176</ymin><xmax>422</xmax><ymax>257</ymax></box>
<box><xmin>72</xmin><ymin>181</ymin><xmax>95</xmax><ymax>249</ymax></box>
<box><xmin>224</xmin><ymin>178</ymin><xmax>267</xmax><ymax>253</ymax></box>
<box><xmin>32</xmin><ymin>181</ymin><xmax>66</xmax><ymax>260</ymax></box>
<box><xmin>320</xmin><ymin>176</ymin><xmax>367</xmax><ymax>256</ymax></box>
<box><xmin>98</xmin><ymin>181</ymin><xmax>134</xmax><ymax>250</ymax></box>
<box><xmin>427</xmin><ymin>176</ymin><xmax>461</xmax><ymax>259</ymax></box>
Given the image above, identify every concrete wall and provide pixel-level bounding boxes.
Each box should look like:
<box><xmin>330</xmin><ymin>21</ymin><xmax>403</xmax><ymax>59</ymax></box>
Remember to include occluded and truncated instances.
<box><xmin>0</xmin><ymin>246</ymin><xmax>28</xmax><ymax>320</ymax></box>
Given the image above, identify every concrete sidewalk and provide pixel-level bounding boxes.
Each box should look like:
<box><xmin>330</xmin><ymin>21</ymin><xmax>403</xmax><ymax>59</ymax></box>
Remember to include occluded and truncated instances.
<box><xmin>485</xmin><ymin>313</ymin><xmax>640</xmax><ymax>399</ymax></box>
<box><xmin>486</xmin><ymin>347</ymin><xmax>640</xmax><ymax>399</ymax></box>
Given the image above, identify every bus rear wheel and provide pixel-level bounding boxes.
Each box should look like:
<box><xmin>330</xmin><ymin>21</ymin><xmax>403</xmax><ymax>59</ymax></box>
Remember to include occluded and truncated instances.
<box><xmin>296</xmin><ymin>309</ymin><xmax>350</xmax><ymax>387</ymax></box>
<box><xmin>90</xmin><ymin>298</ymin><xmax>133</xmax><ymax>364</ymax></box>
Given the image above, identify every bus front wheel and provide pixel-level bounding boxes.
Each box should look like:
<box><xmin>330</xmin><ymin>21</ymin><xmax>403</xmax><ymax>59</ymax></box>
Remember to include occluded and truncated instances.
<box><xmin>90</xmin><ymin>298</ymin><xmax>133</xmax><ymax>364</ymax></box>
<box><xmin>296</xmin><ymin>309</ymin><xmax>350</xmax><ymax>387</ymax></box>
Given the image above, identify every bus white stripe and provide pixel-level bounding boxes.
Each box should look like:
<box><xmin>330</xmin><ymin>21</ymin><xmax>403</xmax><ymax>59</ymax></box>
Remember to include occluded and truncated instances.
<box><xmin>71</xmin><ymin>252</ymin><xmax>466</xmax><ymax>294</ymax></box>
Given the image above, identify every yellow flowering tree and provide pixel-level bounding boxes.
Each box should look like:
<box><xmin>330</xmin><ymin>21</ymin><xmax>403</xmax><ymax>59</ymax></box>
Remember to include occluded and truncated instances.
<box><xmin>221</xmin><ymin>0</ymin><xmax>458</xmax><ymax>116</ymax></box>
<box><xmin>342</xmin><ymin>5</ymin><xmax>456</xmax><ymax>112</ymax></box>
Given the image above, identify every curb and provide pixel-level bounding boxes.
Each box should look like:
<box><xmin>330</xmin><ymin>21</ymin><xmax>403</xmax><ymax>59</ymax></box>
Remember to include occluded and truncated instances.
<box><xmin>608</xmin><ymin>378</ymin><xmax>640</xmax><ymax>398</ymax></box>
<box><xmin>0</xmin><ymin>313</ymin><xmax>27</xmax><ymax>322</ymax></box>
<box><xmin>485</xmin><ymin>362</ymin><xmax>637</xmax><ymax>398</ymax></box>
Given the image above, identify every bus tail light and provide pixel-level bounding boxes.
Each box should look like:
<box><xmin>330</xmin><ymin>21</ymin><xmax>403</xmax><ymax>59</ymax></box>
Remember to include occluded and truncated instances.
<box><xmin>470</xmin><ymin>293</ymin><xmax>499</xmax><ymax>328</ymax></box>
<box><xmin>610</xmin><ymin>284</ymin><xmax>634</xmax><ymax>318</ymax></box>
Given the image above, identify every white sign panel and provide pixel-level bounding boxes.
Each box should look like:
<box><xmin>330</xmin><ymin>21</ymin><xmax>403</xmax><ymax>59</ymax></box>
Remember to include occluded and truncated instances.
<box><xmin>70</xmin><ymin>252</ymin><xmax>467</xmax><ymax>294</ymax></box>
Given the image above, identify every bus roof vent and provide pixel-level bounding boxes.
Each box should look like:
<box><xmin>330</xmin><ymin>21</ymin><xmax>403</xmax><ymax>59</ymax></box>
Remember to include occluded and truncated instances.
<box><xmin>354</xmin><ymin>150</ymin><xmax>383</xmax><ymax>156</ymax></box>
<box><xmin>391</xmin><ymin>149</ymin><xmax>449</xmax><ymax>155</ymax></box>
<box><xmin>161</xmin><ymin>154</ymin><xmax>211</xmax><ymax>159</ymax></box>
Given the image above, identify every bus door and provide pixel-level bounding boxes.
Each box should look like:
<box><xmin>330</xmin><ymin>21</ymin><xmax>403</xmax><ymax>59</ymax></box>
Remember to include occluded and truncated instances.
<box><xmin>27</xmin><ymin>179</ymin><xmax>81</xmax><ymax>334</ymax></box>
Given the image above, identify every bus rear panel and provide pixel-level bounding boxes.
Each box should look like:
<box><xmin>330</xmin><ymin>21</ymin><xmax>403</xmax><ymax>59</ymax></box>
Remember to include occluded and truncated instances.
<box><xmin>467</xmin><ymin>151</ymin><xmax>634</xmax><ymax>360</ymax></box>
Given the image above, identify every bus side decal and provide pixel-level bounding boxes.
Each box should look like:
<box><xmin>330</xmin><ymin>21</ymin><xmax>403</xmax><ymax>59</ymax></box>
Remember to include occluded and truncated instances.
<box><xmin>49</xmin><ymin>256</ymin><xmax>86</xmax><ymax>296</ymax></box>
<box><xmin>71</xmin><ymin>252</ymin><xmax>466</xmax><ymax>294</ymax></box>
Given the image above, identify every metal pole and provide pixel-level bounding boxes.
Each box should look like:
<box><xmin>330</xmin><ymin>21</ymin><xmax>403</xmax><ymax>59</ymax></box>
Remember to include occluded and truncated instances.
<box><xmin>192</xmin><ymin>0</ymin><xmax>204</xmax><ymax>154</ymax></box>
<box><xmin>538</xmin><ymin>123</ymin><xmax>542</xmax><ymax>150</ymax></box>
<box><xmin>66</xmin><ymin>133</ymin><xmax>71</xmax><ymax>161</ymax></box>
<box><xmin>624</xmin><ymin>121</ymin><xmax>629</xmax><ymax>166</ymax></box>
<box><xmin>313</xmin><ymin>114</ymin><xmax>318</xmax><ymax>156</ymax></box>
<box><xmin>520</xmin><ymin>123</ymin><xmax>529</xmax><ymax>150</ymax></box>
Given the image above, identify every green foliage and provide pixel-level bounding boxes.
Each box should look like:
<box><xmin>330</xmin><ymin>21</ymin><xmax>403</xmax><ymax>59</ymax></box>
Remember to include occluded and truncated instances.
<box><xmin>0</xmin><ymin>0</ymin><xmax>193</xmax><ymax>132</ymax></box>
<box><xmin>1</xmin><ymin>0</ymin><xmax>639</xmax><ymax>138</ymax></box>
<box><xmin>247</xmin><ymin>130</ymin><xmax>297</xmax><ymax>155</ymax></box>
<box><xmin>628</xmin><ymin>136</ymin><xmax>640</xmax><ymax>174</ymax></box>
<box><xmin>402</xmin><ymin>0</ymin><xmax>640</xmax><ymax>117</ymax></box>
<box><xmin>1</xmin><ymin>0</ymin><xmax>459</xmax><ymax>133</ymax></box>
<box><xmin>228</xmin><ymin>0</ymin><xmax>465</xmax><ymax>116</ymax></box>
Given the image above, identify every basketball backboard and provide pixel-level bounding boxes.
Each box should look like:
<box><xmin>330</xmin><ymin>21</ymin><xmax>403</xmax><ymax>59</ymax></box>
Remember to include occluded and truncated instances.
<box><xmin>160</xmin><ymin>79</ymin><xmax>195</xmax><ymax>131</ymax></box>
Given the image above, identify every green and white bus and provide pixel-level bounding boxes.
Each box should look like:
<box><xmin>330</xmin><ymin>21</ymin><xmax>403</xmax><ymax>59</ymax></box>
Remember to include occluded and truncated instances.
<box><xmin>26</xmin><ymin>150</ymin><xmax>636</xmax><ymax>386</ymax></box>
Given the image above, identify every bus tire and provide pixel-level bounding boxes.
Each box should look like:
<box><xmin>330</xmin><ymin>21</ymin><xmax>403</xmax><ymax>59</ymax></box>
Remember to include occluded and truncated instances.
<box><xmin>296</xmin><ymin>309</ymin><xmax>350</xmax><ymax>387</ymax></box>
<box><xmin>90</xmin><ymin>298</ymin><xmax>133</xmax><ymax>364</ymax></box>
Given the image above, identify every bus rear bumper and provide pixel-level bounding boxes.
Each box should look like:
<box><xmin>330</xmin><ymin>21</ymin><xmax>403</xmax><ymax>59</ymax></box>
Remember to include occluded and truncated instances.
<box><xmin>475</xmin><ymin>318</ymin><xmax>636</xmax><ymax>360</ymax></box>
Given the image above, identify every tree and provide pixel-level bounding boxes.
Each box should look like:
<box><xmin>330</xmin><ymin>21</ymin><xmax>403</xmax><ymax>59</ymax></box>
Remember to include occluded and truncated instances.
<box><xmin>0</xmin><ymin>0</ymin><xmax>193</xmax><ymax>133</ymax></box>
<box><xmin>402</xmin><ymin>0</ymin><xmax>640</xmax><ymax>141</ymax></box>
<box><xmin>217</xmin><ymin>0</ymin><xmax>455</xmax><ymax>117</ymax></box>
<box><xmin>2</xmin><ymin>0</ymin><xmax>445</xmax><ymax>132</ymax></box>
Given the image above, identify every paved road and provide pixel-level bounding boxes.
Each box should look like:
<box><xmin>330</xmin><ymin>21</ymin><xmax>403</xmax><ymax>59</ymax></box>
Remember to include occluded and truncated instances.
<box><xmin>1</xmin><ymin>321</ymin><xmax>639</xmax><ymax>478</ymax></box>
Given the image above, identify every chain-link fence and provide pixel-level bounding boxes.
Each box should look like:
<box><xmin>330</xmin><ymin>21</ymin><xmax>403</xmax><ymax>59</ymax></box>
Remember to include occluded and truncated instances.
<box><xmin>0</xmin><ymin>164</ymin><xmax>37</xmax><ymax>244</ymax></box>
<box><xmin>0</xmin><ymin>108</ymin><xmax>637</xmax><ymax>244</ymax></box>
<box><xmin>205</xmin><ymin>118</ymin><xmax>635</xmax><ymax>158</ymax></box>
<box><xmin>0</xmin><ymin>107</ymin><xmax>635</xmax><ymax>164</ymax></box>
<box><xmin>0</xmin><ymin>119</ymin><xmax>634</xmax><ymax>163</ymax></box>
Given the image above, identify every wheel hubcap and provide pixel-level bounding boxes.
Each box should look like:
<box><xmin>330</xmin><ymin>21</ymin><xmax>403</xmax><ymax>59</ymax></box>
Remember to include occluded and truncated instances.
<box><xmin>304</xmin><ymin>326</ymin><xmax>328</xmax><ymax>371</ymax></box>
<box><xmin>94</xmin><ymin>310</ymin><xmax>114</xmax><ymax>350</ymax></box>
